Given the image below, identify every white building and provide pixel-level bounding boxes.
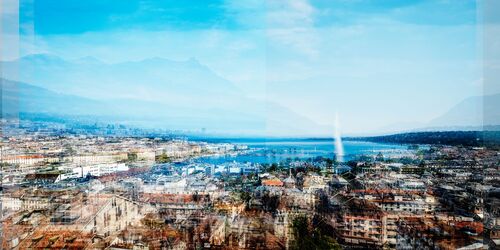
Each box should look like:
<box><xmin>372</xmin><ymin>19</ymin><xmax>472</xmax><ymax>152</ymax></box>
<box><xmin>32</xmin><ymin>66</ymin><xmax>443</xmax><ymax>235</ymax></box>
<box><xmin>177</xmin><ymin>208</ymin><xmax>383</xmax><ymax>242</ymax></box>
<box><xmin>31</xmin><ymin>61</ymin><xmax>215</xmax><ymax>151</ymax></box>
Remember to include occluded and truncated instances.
<box><xmin>1</xmin><ymin>196</ymin><xmax>23</xmax><ymax>211</ymax></box>
<box><xmin>58</xmin><ymin>163</ymin><xmax>129</xmax><ymax>181</ymax></box>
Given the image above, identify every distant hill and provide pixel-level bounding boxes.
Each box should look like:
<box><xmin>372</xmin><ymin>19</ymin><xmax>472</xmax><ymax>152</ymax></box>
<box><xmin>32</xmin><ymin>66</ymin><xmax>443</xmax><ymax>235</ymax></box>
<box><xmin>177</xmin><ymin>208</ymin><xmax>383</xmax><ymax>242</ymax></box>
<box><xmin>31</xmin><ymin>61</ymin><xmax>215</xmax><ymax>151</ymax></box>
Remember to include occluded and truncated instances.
<box><xmin>366</xmin><ymin>93</ymin><xmax>500</xmax><ymax>135</ymax></box>
<box><xmin>1</xmin><ymin>78</ymin><xmax>106</xmax><ymax>116</ymax></box>
<box><xmin>0</xmin><ymin>77</ymin><xmax>331</xmax><ymax>136</ymax></box>
<box><xmin>428</xmin><ymin>93</ymin><xmax>500</xmax><ymax>128</ymax></box>
<box><xmin>8</xmin><ymin>54</ymin><xmax>497</xmax><ymax>136</ymax></box>
<box><xmin>348</xmin><ymin>131</ymin><xmax>500</xmax><ymax>148</ymax></box>
<box><xmin>1</xmin><ymin>54</ymin><xmax>335</xmax><ymax>136</ymax></box>
<box><xmin>1</xmin><ymin>54</ymin><xmax>240</xmax><ymax>101</ymax></box>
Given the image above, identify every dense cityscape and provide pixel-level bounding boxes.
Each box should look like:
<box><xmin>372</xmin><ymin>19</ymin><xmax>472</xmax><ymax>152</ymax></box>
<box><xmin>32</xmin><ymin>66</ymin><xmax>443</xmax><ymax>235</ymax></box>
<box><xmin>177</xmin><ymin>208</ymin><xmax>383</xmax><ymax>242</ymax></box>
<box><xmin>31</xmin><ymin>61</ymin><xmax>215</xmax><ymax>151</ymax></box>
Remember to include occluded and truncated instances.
<box><xmin>0</xmin><ymin>119</ymin><xmax>498</xmax><ymax>249</ymax></box>
<box><xmin>2</xmin><ymin>0</ymin><xmax>499</xmax><ymax>249</ymax></box>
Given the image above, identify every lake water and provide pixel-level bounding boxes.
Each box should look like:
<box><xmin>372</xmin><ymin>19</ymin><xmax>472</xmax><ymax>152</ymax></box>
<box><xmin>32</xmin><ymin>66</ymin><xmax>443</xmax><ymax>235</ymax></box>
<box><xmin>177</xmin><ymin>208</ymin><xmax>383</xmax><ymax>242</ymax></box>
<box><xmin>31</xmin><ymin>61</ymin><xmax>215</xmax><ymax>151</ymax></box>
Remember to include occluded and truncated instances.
<box><xmin>196</xmin><ymin>139</ymin><xmax>414</xmax><ymax>165</ymax></box>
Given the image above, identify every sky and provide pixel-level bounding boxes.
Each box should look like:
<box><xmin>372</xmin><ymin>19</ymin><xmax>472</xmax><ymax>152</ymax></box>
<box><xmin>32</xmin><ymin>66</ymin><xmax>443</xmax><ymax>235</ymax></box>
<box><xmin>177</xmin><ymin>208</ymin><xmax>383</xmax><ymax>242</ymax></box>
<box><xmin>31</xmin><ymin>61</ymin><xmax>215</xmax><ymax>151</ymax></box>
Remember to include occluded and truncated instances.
<box><xmin>2</xmin><ymin>0</ymin><xmax>484</xmax><ymax>135</ymax></box>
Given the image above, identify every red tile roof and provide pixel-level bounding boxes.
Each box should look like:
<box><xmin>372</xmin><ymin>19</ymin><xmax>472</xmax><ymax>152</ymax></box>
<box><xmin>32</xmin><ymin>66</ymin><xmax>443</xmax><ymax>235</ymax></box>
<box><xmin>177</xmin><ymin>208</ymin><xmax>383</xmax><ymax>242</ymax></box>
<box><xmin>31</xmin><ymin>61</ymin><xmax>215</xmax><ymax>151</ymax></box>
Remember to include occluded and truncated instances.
<box><xmin>262</xmin><ymin>179</ymin><xmax>284</xmax><ymax>187</ymax></box>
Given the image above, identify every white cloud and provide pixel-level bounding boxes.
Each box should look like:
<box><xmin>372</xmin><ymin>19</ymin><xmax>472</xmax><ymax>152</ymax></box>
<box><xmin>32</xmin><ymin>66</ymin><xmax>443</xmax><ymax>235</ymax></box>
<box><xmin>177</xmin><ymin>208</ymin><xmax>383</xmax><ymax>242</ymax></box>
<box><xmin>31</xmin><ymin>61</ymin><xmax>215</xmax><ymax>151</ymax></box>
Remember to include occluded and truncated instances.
<box><xmin>267</xmin><ymin>0</ymin><xmax>315</xmax><ymax>27</ymax></box>
<box><xmin>265</xmin><ymin>0</ymin><xmax>319</xmax><ymax>59</ymax></box>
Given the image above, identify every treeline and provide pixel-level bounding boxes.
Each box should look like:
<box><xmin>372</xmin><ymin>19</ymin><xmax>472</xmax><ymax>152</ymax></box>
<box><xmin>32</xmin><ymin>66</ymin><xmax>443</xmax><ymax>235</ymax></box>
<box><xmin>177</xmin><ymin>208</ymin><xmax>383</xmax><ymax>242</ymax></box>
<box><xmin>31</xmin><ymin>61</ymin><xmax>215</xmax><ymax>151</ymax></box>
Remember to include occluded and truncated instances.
<box><xmin>347</xmin><ymin>131</ymin><xmax>500</xmax><ymax>148</ymax></box>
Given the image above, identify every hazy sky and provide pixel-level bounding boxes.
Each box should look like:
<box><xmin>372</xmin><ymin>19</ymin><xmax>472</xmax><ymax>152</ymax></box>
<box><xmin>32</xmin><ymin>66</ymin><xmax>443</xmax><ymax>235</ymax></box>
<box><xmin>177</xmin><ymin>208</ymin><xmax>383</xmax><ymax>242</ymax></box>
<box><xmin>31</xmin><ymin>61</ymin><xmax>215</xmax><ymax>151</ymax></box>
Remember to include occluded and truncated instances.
<box><xmin>6</xmin><ymin>0</ymin><xmax>483</xmax><ymax>134</ymax></box>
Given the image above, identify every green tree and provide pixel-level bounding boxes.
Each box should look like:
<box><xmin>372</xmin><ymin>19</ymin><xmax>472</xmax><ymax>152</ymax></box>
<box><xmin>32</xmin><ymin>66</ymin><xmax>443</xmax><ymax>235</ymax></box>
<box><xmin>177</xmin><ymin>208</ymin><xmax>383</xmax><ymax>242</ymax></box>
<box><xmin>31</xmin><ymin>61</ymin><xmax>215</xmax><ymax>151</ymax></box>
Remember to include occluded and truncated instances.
<box><xmin>127</xmin><ymin>152</ymin><xmax>138</xmax><ymax>162</ymax></box>
<box><xmin>290</xmin><ymin>215</ymin><xmax>341</xmax><ymax>250</ymax></box>
<box><xmin>156</xmin><ymin>153</ymin><xmax>171</xmax><ymax>163</ymax></box>
<box><xmin>261</xmin><ymin>192</ymin><xmax>279</xmax><ymax>212</ymax></box>
<box><xmin>268</xmin><ymin>163</ymin><xmax>279</xmax><ymax>172</ymax></box>
<box><xmin>237</xmin><ymin>190</ymin><xmax>252</xmax><ymax>208</ymax></box>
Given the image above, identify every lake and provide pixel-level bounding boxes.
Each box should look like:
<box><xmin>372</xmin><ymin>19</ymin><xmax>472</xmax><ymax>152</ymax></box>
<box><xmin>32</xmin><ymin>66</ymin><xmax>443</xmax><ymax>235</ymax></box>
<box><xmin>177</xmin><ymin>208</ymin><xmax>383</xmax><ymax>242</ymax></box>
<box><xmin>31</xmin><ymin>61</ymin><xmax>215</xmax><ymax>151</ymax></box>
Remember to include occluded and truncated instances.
<box><xmin>195</xmin><ymin>139</ymin><xmax>415</xmax><ymax>165</ymax></box>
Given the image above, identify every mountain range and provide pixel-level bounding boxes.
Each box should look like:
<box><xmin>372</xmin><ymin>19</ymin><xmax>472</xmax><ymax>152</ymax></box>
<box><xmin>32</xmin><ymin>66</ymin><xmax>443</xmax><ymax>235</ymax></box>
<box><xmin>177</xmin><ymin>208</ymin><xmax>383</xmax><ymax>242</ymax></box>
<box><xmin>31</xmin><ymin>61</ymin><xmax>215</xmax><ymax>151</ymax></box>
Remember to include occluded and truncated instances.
<box><xmin>1</xmin><ymin>54</ymin><xmax>332</xmax><ymax>136</ymax></box>
<box><xmin>2</xmin><ymin>54</ymin><xmax>499</xmax><ymax>136</ymax></box>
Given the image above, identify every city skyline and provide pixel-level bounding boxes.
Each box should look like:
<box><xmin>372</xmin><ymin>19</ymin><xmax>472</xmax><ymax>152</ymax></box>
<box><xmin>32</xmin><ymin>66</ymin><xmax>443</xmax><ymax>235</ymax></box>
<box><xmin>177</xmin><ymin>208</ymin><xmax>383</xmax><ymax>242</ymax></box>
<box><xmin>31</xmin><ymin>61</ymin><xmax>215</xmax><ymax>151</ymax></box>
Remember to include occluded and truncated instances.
<box><xmin>1</xmin><ymin>1</ymin><xmax>499</xmax><ymax>249</ymax></box>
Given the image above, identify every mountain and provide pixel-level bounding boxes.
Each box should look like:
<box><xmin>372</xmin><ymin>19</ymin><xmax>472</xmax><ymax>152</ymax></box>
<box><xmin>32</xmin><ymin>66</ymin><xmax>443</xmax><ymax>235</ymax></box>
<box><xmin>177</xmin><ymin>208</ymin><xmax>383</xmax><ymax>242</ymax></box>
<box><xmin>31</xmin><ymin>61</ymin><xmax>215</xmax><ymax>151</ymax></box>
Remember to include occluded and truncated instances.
<box><xmin>364</xmin><ymin>94</ymin><xmax>500</xmax><ymax>135</ymax></box>
<box><xmin>349</xmin><ymin>131</ymin><xmax>500</xmax><ymax>148</ymax></box>
<box><xmin>1</xmin><ymin>54</ymin><xmax>241</xmax><ymax>104</ymax></box>
<box><xmin>0</xmin><ymin>77</ymin><xmax>330</xmax><ymax>136</ymax></box>
<box><xmin>1</xmin><ymin>78</ymin><xmax>106</xmax><ymax>116</ymax></box>
<box><xmin>428</xmin><ymin>93</ymin><xmax>500</xmax><ymax>129</ymax></box>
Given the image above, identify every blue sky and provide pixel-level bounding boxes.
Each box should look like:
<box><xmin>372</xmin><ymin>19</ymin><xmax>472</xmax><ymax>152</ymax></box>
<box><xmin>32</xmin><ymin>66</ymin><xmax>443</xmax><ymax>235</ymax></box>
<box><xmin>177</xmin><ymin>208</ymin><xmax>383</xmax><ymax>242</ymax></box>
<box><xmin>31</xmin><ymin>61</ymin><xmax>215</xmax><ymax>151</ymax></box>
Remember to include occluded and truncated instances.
<box><xmin>7</xmin><ymin>0</ymin><xmax>483</xmax><ymax>135</ymax></box>
<box><xmin>29</xmin><ymin>0</ymin><xmax>477</xmax><ymax>33</ymax></box>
